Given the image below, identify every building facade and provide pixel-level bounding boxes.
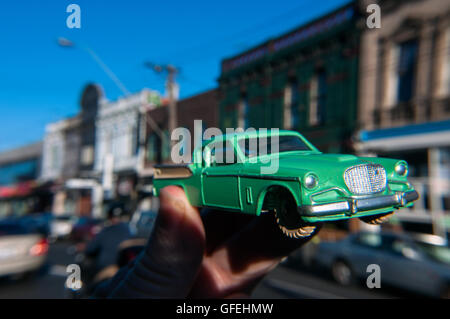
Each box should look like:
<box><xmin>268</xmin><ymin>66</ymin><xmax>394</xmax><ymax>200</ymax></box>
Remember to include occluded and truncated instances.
<box><xmin>143</xmin><ymin>89</ymin><xmax>219</xmax><ymax>172</ymax></box>
<box><xmin>218</xmin><ymin>3</ymin><xmax>362</xmax><ymax>153</ymax></box>
<box><xmin>0</xmin><ymin>142</ymin><xmax>51</xmax><ymax>217</ymax></box>
<box><xmin>40</xmin><ymin>83</ymin><xmax>103</xmax><ymax>217</ymax></box>
<box><xmin>41</xmin><ymin>116</ymin><xmax>81</xmax><ymax>182</ymax></box>
<box><xmin>356</xmin><ymin>0</ymin><xmax>450</xmax><ymax>236</ymax></box>
<box><xmin>95</xmin><ymin>89</ymin><xmax>161</xmax><ymax>203</ymax></box>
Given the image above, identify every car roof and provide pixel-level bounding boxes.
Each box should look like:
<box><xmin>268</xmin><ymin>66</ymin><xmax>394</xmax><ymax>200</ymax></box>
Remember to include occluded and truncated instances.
<box><xmin>202</xmin><ymin>130</ymin><xmax>318</xmax><ymax>150</ymax></box>
<box><xmin>204</xmin><ymin>130</ymin><xmax>298</xmax><ymax>143</ymax></box>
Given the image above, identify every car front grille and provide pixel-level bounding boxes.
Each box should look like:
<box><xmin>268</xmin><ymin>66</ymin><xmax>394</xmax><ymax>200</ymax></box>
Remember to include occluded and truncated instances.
<box><xmin>344</xmin><ymin>164</ymin><xmax>387</xmax><ymax>195</ymax></box>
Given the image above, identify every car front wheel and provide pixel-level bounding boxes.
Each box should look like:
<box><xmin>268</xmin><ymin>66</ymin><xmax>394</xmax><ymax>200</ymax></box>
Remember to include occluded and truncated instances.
<box><xmin>273</xmin><ymin>191</ymin><xmax>316</xmax><ymax>238</ymax></box>
<box><xmin>359</xmin><ymin>212</ymin><xmax>394</xmax><ymax>225</ymax></box>
<box><xmin>440</xmin><ymin>285</ymin><xmax>450</xmax><ymax>299</ymax></box>
<box><xmin>332</xmin><ymin>260</ymin><xmax>354</xmax><ymax>286</ymax></box>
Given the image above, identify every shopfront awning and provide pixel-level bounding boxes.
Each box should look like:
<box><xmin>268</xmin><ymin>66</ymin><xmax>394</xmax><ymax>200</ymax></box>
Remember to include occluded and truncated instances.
<box><xmin>358</xmin><ymin>120</ymin><xmax>450</xmax><ymax>152</ymax></box>
<box><xmin>0</xmin><ymin>181</ymin><xmax>35</xmax><ymax>199</ymax></box>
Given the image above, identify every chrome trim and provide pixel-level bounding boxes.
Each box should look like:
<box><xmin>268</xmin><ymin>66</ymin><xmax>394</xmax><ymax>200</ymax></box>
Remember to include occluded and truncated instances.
<box><xmin>300</xmin><ymin>190</ymin><xmax>418</xmax><ymax>217</ymax></box>
<box><xmin>344</xmin><ymin>164</ymin><xmax>387</xmax><ymax>195</ymax></box>
<box><xmin>202</xmin><ymin>172</ymin><xmax>299</xmax><ymax>181</ymax></box>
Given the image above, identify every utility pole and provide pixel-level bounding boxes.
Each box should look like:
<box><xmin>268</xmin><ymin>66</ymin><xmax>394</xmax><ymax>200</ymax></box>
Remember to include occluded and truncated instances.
<box><xmin>166</xmin><ymin>65</ymin><xmax>178</xmax><ymax>146</ymax></box>
<box><xmin>144</xmin><ymin>62</ymin><xmax>179</xmax><ymax>146</ymax></box>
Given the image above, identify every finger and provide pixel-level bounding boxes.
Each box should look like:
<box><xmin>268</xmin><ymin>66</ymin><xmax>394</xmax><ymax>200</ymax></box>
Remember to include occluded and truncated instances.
<box><xmin>200</xmin><ymin>209</ymin><xmax>256</xmax><ymax>254</ymax></box>
<box><xmin>190</xmin><ymin>213</ymin><xmax>320</xmax><ymax>298</ymax></box>
<box><xmin>111</xmin><ymin>186</ymin><xmax>205</xmax><ymax>298</ymax></box>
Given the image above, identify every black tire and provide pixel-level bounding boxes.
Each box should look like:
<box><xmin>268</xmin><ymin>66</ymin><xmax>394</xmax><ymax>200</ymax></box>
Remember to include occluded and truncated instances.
<box><xmin>440</xmin><ymin>285</ymin><xmax>450</xmax><ymax>299</ymax></box>
<box><xmin>331</xmin><ymin>260</ymin><xmax>354</xmax><ymax>286</ymax></box>
<box><xmin>360</xmin><ymin>212</ymin><xmax>394</xmax><ymax>225</ymax></box>
<box><xmin>270</xmin><ymin>188</ymin><xmax>316</xmax><ymax>238</ymax></box>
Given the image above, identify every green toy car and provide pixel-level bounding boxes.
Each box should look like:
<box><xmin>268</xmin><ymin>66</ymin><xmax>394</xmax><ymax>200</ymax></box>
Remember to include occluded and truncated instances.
<box><xmin>153</xmin><ymin>130</ymin><xmax>418</xmax><ymax>238</ymax></box>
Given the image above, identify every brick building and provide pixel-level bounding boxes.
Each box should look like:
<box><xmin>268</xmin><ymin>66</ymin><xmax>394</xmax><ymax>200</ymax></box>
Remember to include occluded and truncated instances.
<box><xmin>143</xmin><ymin>89</ymin><xmax>219</xmax><ymax>174</ymax></box>
<box><xmin>356</xmin><ymin>0</ymin><xmax>450</xmax><ymax>236</ymax></box>
<box><xmin>218</xmin><ymin>3</ymin><xmax>362</xmax><ymax>153</ymax></box>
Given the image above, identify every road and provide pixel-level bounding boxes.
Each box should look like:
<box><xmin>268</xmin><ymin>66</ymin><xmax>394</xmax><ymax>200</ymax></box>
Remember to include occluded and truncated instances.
<box><xmin>252</xmin><ymin>264</ymin><xmax>398</xmax><ymax>299</ymax></box>
<box><xmin>0</xmin><ymin>242</ymin><xmax>412</xmax><ymax>299</ymax></box>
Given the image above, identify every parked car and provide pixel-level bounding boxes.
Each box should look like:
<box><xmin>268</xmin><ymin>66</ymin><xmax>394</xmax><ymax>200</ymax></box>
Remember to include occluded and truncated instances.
<box><xmin>17</xmin><ymin>213</ymin><xmax>52</xmax><ymax>237</ymax></box>
<box><xmin>129</xmin><ymin>210</ymin><xmax>157</xmax><ymax>238</ymax></box>
<box><xmin>50</xmin><ymin>215</ymin><xmax>78</xmax><ymax>241</ymax></box>
<box><xmin>70</xmin><ymin>217</ymin><xmax>103</xmax><ymax>243</ymax></box>
<box><xmin>153</xmin><ymin>130</ymin><xmax>418</xmax><ymax>239</ymax></box>
<box><xmin>0</xmin><ymin>222</ymin><xmax>49</xmax><ymax>278</ymax></box>
<box><xmin>314</xmin><ymin>231</ymin><xmax>450</xmax><ymax>298</ymax></box>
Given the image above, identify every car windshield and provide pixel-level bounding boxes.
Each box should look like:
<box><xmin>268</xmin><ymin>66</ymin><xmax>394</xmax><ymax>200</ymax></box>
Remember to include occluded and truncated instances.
<box><xmin>238</xmin><ymin>135</ymin><xmax>312</xmax><ymax>158</ymax></box>
<box><xmin>414</xmin><ymin>241</ymin><xmax>450</xmax><ymax>266</ymax></box>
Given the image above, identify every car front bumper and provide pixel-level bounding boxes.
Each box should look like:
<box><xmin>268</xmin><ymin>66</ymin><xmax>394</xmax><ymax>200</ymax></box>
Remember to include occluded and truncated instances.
<box><xmin>300</xmin><ymin>190</ymin><xmax>419</xmax><ymax>217</ymax></box>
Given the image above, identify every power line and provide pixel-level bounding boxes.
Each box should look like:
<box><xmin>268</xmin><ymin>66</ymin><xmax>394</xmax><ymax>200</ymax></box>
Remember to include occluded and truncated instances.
<box><xmin>154</xmin><ymin>0</ymin><xmax>336</xmax><ymax>65</ymax></box>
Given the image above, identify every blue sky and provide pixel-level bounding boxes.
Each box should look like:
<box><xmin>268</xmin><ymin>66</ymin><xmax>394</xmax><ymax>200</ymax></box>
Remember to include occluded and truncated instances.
<box><xmin>0</xmin><ymin>0</ymin><xmax>349</xmax><ymax>152</ymax></box>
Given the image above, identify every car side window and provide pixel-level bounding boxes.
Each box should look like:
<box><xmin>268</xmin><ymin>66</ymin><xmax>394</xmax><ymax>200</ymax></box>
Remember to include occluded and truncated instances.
<box><xmin>353</xmin><ymin>233</ymin><xmax>382</xmax><ymax>249</ymax></box>
<box><xmin>209</xmin><ymin>141</ymin><xmax>237</xmax><ymax>166</ymax></box>
<box><xmin>383</xmin><ymin>237</ymin><xmax>418</xmax><ymax>258</ymax></box>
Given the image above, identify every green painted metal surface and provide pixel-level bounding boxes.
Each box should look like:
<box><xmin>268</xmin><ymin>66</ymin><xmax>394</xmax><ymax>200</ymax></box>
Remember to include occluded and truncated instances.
<box><xmin>153</xmin><ymin>131</ymin><xmax>417</xmax><ymax>225</ymax></box>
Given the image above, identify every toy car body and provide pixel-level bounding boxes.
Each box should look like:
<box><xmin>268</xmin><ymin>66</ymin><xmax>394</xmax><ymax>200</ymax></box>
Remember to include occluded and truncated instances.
<box><xmin>153</xmin><ymin>130</ymin><xmax>418</xmax><ymax>238</ymax></box>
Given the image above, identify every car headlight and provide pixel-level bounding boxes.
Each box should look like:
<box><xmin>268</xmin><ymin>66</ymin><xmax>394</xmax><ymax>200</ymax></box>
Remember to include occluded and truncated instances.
<box><xmin>304</xmin><ymin>174</ymin><xmax>318</xmax><ymax>189</ymax></box>
<box><xmin>395</xmin><ymin>162</ymin><xmax>408</xmax><ymax>177</ymax></box>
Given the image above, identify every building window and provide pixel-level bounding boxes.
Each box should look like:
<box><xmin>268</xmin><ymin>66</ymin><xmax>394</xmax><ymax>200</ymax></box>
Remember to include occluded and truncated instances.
<box><xmin>386</xmin><ymin>39</ymin><xmax>418</xmax><ymax>106</ymax></box>
<box><xmin>309</xmin><ymin>70</ymin><xmax>327</xmax><ymax>126</ymax></box>
<box><xmin>50</xmin><ymin>145</ymin><xmax>61</xmax><ymax>170</ymax></box>
<box><xmin>238</xmin><ymin>95</ymin><xmax>250</xmax><ymax>129</ymax></box>
<box><xmin>146</xmin><ymin>134</ymin><xmax>158</xmax><ymax>163</ymax></box>
<box><xmin>81</xmin><ymin>145</ymin><xmax>94</xmax><ymax>165</ymax></box>
<box><xmin>179</xmin><ymin>128</ymin><xmax>189</xmax><ymax>157</ymax></box>
<box><xmin>161</xmin><ymin>130</ymin><xmax>171</xmax><ymax>161</ymax></box>
<box><xmin>438</xmin><ymin>27</ymin><xmax>450</xmax><ymax>97</ymax></box>
<box><xmin>284</xmin><ymin>81</ymin><xmax>299</xmax><ymax>129</ymax></box>
<box><xmin>396</xmin><ymin>39</ymin><xmax>418</xmax><ymax>103</ymax></box>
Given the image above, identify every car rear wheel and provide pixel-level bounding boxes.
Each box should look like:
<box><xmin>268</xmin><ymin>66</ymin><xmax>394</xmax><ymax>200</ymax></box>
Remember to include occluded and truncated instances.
<box><xmin>332</xmin><ymin>260</ymin><xmax>354</xmax><ymax>286</ymax></box>
<box><xmin>359</xmin><ymin>212</ymin><xmax>394</xmax><ymax>225</ymax></box>
<box><xmin>440</xmin><ymin>286</ymin><xmax>450</xmax><ymax>299</ymax></box>
<box><xmin>272</xmin><ymin>190</ymin><xmax>316</xmax><ymax>238</ymax></box>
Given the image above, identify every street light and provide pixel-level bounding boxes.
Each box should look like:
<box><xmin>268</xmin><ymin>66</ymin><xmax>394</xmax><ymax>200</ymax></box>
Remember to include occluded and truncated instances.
<box><xmin>57</xmin><ymin>37</ymin><xmax>131</xmax><ymax>96</ymax></box>
<box><xmin>58</xmin><ymin>38</ymin><xmax>166</xmax><ymax>162</ymax></box>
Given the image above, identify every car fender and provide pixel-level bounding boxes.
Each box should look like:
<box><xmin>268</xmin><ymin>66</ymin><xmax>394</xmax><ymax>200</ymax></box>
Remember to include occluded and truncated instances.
<box><xmin>255</xmin><ymin>182</ymin><xmax>301</xmax><ymax>216</ymax></box>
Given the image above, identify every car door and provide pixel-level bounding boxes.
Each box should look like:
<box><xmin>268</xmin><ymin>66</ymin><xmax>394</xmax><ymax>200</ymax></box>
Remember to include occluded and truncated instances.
<box><xmin>201</xmin><ymin>140</ymin><xmax>242</xmax><ymax>210</ymax></box>
<box><xmin>346</xmin><ymin>232</ymin><xmax>383</xmax><ymax>277</ymax></box>
<box><xmin>377</xmin><ymin>235</ymin><xmax>433</xmax><ymax>293</ymax></box>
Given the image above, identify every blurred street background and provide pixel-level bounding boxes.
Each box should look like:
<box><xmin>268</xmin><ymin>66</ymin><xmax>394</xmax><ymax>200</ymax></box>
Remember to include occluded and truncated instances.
<box><xmin>0</xmin><ymin>0</ymin><xmax>449</xmax><ymax>298</ymax></box>
<box><xmin>0</xmin><ymin>240</ymin><xmax>421</xmax><ymax>299</ymax></box>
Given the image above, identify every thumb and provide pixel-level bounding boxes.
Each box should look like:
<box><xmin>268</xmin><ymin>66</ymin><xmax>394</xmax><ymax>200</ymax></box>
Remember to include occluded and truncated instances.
<box><xmin>112</xmin><ymin>186</ymin><xmax>205</xmax><ymax>298</ymax></box>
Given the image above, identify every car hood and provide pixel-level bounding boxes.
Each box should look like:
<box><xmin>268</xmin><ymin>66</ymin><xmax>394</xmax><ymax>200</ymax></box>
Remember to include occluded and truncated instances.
<box><xmin>250</xmin><ymin>152</ymin><xmax>371</xmax><ymax>176</ymax></box>
<box><xmin>280</xmin><ymin>153</ymin><xmax>366</xmax><ymax>168</ymax></box>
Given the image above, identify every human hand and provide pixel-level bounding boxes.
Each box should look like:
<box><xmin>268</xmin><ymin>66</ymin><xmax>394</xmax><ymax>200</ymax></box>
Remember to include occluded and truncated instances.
<box><xmin>109</xmin><ymin>185</ymin><xmax>319</xmax><ymax>298</ymax></box>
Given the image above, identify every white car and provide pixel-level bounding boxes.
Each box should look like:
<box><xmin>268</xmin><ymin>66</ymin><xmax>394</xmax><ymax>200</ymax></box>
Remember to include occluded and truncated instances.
<box><xmin>50</xmin><ymin>215</ymin><xmax>77</xmax><ymax>241</ymax></box>
<box><xmin>0</xmin><ymin>222</ymin><xmax>49</xmax><ymax>278</ymax></box>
